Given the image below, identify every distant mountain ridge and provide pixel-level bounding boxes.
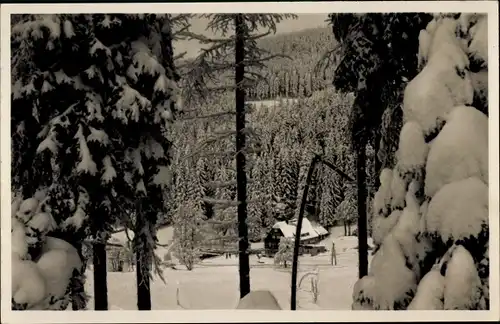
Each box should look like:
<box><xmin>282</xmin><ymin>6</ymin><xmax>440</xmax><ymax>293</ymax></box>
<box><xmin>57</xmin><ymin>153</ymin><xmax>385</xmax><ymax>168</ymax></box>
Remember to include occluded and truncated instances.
<box><xmin>177</xmin><ymin>25</ymin><xmax>337</xmax><ymax>100</ymax></box>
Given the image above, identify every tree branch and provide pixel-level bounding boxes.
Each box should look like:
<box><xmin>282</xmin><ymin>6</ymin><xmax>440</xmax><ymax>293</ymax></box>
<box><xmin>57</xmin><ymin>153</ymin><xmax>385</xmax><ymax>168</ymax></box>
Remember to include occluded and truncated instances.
<box><xmin>180</xmin><ymin>111</ymin><xmax>235</xmax><ymax>121</ymax></box>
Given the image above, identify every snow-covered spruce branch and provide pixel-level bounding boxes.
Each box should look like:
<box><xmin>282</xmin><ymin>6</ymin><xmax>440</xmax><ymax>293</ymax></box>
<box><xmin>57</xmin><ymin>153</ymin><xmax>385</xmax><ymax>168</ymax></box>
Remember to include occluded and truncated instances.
<box><xmin>204</xmin><ymin>219</ymin><xmax>238</xmax><ymax>225</ymax></box>
<box><xmin>243</xmin><ymin>70</ymin><xmax>267</xmax><ymax>83</ymax></box>
<box><xmin>173</xmin><ymin>51</ymin><xmax>188</xmax><ymax>62</ymax></box>
<box><xmin>169</xmin><ymin>13</ymin><xmax>193</xmax><ymax>26</ymax></box>
<box><xmin>243</xmin><ymin>54</ymin><xmax>292</xmax><ymax>65</ymax></box>
<box><xmin>193</xmin><ymin>130</ymin><xmax>237</xmax><ymax>151</ymax></box>
<box><xmin>184</xmin><ymin>150</ymin><xmax>235</xmax><ymax>159</ymax></box>
<box><xmin>171</xmin><ymin>25</ymin><xmax>191</xmax><ymax>40</ymax></box>
<box><xmin>180</xmin><ymin>111</ymin><xmax>235</xmax><ymax>121</ymax></box>
<box><xmin>177</xmin><ymin>30</ymin><xmax>232</xmax><ymax>45</ymax></box>
<box><xmin>314</xmin><ymin>42</ymin><xmax>342</xmax><ymax>77</ymax></box>
<box><xmin>36</xmin><ymin>103</ymin><xmax>78</xmax><ymax>147</ymax></box>
<box><xmin>206</xmin><ymin>84</ymin><xmax>239</xmax><ymax>92</ymax></box>
<box><xmin>183</xmin><ymin>147</ymin><xmax>262</xmax><ymax>161</ymax></box>
<box><xmin>204</xmin><ymin>179</ymin><xmax>254</xmax><ymax>189</ymax></box>
<box><xmin>201</xmin><ymin>198</ymin><xmax>240</xmax><ymax>207</ymax></box>
<box><xmin>212</xmin><ymin>126</ymin><xmax>256</xmax><ymax>136</ymax></box>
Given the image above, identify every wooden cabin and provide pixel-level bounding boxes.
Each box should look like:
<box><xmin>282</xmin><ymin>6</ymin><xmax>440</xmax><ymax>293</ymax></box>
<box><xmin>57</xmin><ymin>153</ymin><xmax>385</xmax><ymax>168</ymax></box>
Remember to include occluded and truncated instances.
<box><xmin>264</xmin><ymin>217</ymin><xmax>329</xmax><ymax>256</ymax></box>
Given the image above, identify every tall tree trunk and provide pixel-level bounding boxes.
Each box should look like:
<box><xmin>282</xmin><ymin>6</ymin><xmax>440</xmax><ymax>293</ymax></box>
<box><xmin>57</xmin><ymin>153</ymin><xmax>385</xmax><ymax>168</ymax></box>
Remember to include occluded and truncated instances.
<box><xmin>71</xmin><ymin>243</ymin><xmax>86</xmax><ymax>310</ymax></box>
<box><xmin>234</xmin><ymin>13</ymin><xmax>251</xmax><ymax>299</ymax></box>
<box><xmin>135</xmin><ymin>211</ymin><xmax>152</xmax><ymax>310</ymax></box>
<box><xmin>291</xmin><ymin>155</ymin><xmax>319</xmax><ymax>310</ymax></box>
<box><xmin>356</xmin><ymin>144</ymin><xmax>369</xmax><ymax>278</ymax></box>
<box><xmin>374</xmin><ymin>131</ymin><xmax>382</xmax><ymax>190</ymax></box>
<box><xmin>93</xmin><ymin>242</ymin><xmax>108</xmax><ymax>310</ymax></box>
<box><xmin>344</xmin><ymin>220</ymin><xmax>347</xmax><ymax>236</ymax></box>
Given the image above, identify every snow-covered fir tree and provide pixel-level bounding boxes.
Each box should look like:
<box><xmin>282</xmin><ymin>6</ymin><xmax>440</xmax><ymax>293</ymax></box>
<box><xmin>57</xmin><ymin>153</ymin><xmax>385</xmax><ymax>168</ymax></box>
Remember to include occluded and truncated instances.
<box><xmin>274</xmin><ymin>146</ymin><xmax>300</xmax><ymax>221</ymax></box>
<box><xmin>247</xmin><ymin>154</ymin><xmax>274</xmax><ymax>241</ymax></box>
<box><xmin>196</xmin><ymin>157</ymin><xmax>216</xmax><ymax>220</ymax></box>
<box><xmin>172</xmin><ymin>155</ymin><xmax>208</xmax><ymax>270</ymax></box>
<box><xmin>11</xmin><ymin>14</ymin><xmax>180</xmax><ymax>310</ymax></box>
<box><xmin>335</xmin><ymin>183</ymin><xmax>357</xmax><ymax>236</ymax></box>
<box><xmin>318</xmin><ymin>172</ymin><xmax>340</xmax><ymax>228</ymax></box>
<box><xmin>353</xmin><ymin>13</ymin><xmax>490</xmax><ymax>311</ymax></box>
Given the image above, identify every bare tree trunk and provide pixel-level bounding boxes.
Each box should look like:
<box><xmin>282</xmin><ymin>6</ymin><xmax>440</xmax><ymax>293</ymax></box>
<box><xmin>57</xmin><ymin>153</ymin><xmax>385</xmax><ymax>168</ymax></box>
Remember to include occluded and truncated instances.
<box><xmin>291</xmin><ymin>155</ymin><xmax>319</xmax><ymax>310</ymax></box>
<box><xmin>356</xmin><ymin>144</ymin><xmax>369</xmax><ymax>278</ymax></box>
<box><xmin>93</xmin><ymin>242</ymin><xmax>108</xmax><ymax>310</ymax></box>
<box><xmin>343</xmin><ymin>220</ymin><xmax>347</xmax><ymax>236</ymax></box>
<box><xmin>136</xmin><ymin>212</ymin><xmax>152</xmax><ymax>310</ymax></box>
<box><xmin>235</xmin><ymin>13</ymin><xmax>250</xmax><ymax>299</ymax></box>
<box><xmin>374</xmin><ymin>131</ymin><xmax>382</xmax><ymax>190</ymax></box>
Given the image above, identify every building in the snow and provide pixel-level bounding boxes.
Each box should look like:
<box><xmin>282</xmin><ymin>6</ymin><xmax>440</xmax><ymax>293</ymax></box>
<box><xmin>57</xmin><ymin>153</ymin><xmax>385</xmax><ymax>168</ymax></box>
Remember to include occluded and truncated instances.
<box><xmin>264</xmin><ymin>217</ymin><xmax>329</xmax><ymax>256</ymax></box>
<box><xmin>105</xmin><ymin>237</ymin><xmax>133</xmax><ymax>272</ymax></box>
<box><xmin>105</xmin><ymin>224</ymin><xmax>175</xmax><ymax>271</ymax></box>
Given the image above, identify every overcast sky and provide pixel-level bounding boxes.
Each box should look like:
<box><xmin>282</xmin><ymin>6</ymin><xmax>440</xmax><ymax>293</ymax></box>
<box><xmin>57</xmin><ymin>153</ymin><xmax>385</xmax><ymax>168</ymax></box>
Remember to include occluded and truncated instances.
<box><xmin>173</xmin><ymin>14</ymin><xmax>328</xmax><ymax>58</ymax></box>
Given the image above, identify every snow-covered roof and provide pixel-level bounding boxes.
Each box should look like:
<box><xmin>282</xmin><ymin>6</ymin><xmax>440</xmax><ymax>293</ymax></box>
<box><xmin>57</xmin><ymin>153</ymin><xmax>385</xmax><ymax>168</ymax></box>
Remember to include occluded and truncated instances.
<box><xmin>271</xmin><ymin>218</ymin><xmax>328</xmax><ymax>241</ymax></box>
<box><xmin>272</xmin><ymin>221</ymin><xmax>296</xmax><ymax>238</ymax></box>
<box><xmin>311</xmin><ymin>221</ymin><xmax>329</xmax><ymax>236</ymax></box>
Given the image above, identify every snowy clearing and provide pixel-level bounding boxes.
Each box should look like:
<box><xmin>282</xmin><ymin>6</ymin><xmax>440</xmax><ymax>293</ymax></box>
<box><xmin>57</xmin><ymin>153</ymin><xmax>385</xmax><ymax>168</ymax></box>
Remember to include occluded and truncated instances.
<box><xmin>82</xmin><ymin>232</ymin><xmax>371</xmax><ymax>310</ymax></box>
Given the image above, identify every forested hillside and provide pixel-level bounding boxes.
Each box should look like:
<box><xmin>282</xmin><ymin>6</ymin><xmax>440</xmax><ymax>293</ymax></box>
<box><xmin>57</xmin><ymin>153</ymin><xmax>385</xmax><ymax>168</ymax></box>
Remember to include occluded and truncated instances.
<box><xmin>167</xmin><ymin>89</ymin><xmax>372</xmax><ymax>243</ymax></box>
<box><xmin>168</xmin><ymin>25</ymin><xmax>373</xmax><ymax>247</ymax></box>
<box><xmin>249</xmin><ymin>26</ymin><xmax>336</xmax><ymax>99</ymax></box>
<box><xmin>178</xmin><ymin>26</ymin><xmax>336</xmax><ymax>101</ymax></box>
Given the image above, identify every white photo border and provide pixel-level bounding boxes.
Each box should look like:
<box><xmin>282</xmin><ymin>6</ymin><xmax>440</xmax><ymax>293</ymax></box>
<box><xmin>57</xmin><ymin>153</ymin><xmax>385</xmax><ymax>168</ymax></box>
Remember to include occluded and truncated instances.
<box><xmin>1</xmin><ymin>1</ymin><xmax>499</xmax><ymax>323</ymax></box>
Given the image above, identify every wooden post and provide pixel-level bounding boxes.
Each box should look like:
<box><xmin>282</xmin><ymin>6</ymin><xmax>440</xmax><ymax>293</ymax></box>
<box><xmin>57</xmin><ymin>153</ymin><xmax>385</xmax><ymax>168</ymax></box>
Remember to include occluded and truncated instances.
<box><xmin>331</xmin><ymin>241</ymin><xmax>337</xmax><ymax>266</ymax></box>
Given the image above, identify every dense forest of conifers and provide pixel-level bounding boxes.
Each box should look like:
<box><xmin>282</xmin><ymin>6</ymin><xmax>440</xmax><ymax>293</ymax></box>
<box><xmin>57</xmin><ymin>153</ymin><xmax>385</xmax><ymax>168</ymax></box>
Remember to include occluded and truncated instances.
<box><xmin>167</xmin><ymin>26</ymin><xmax>375</xmax><ymax>246</ymax></box>
<box><xmin>178</xmin><ymin>27</ymin><xmax>337</xmax><ymax>101</ymax></box>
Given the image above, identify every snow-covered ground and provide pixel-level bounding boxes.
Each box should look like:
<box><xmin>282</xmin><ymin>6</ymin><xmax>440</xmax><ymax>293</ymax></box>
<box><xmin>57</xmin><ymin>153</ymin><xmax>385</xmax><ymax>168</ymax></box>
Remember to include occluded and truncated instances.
<box><xmin>83</xmin><ymin>227</ymin><xmax>373</xmax><ymax>310</ymax></box>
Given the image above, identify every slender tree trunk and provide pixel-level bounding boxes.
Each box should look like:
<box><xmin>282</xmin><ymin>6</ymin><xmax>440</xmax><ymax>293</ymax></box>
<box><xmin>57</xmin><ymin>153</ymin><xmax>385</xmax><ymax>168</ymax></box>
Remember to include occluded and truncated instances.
<box><xmin>234</xmin><ymin>13</ymin><xmax>251</xmax><ymax>299</ymax></box>
<box><xmin>291</xmin><ymin>155</ymin><xmax>319</xmax><ymax>310</ymax></box>
<box><xmin>374</xmin><ymin>131</ymin><xmax>382</xmax><ymax>190</ymax></box>
<box><xmin>135</xmin><ymin>212</ymin><xmax>152</xmax><ymax>310</ymax></box>
<box><xmin>93</xmin><ymin>242</ymin><xmax>108</xmax><ymax>310</ymax></box>
<box><xmin>343</xmin><ymin>220</ymin><xmax>347</xmax><ymax>236</ymax></box>
<box><xmin>356</xmin><ymin>144</ymin><xmax>369</xmax><ymax>278</ymax></box>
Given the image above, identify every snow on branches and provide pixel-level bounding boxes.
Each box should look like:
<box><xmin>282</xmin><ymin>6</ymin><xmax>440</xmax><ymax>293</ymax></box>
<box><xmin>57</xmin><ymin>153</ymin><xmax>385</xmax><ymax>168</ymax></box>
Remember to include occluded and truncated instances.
<box><xmin>355</xmin><ymin>13</ymin><xmax>490</xmax><ymax>311</ymax></box>
<box><xmin>11</xmin><ymin>195</ymin><xmax>85</xmax><ymax>310</ymax></box>
<box><xmin>403</xmin><ymin>17</ymin><xmax>474</xmax><ymax>140</ymax></box>
<box><xmin>424</xmin><ymin>105</ymin><xmax>488</xmax><ymax>197</ymax></box>
<box><xmin>11</xmin><ymin>14</ymin><xmax>181</xmax><ymax>309</ymax></box>
<box><xmin>12</xmin><ymin>13</ymin><xmax>179</xmax><ymax>229</ymax></box>
<box><xmin>424</xmin><ymin>177</ymin><xmax>488</xmax><ymax>244</ymax></box>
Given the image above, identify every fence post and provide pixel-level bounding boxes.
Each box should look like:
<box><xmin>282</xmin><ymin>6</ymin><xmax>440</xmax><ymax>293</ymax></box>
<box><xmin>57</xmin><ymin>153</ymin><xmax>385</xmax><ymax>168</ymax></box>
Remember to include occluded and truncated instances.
<box><xmin>331</xmin><ymin>241</ymin><xmax>337</xmax><ymax>266</ymax></box>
